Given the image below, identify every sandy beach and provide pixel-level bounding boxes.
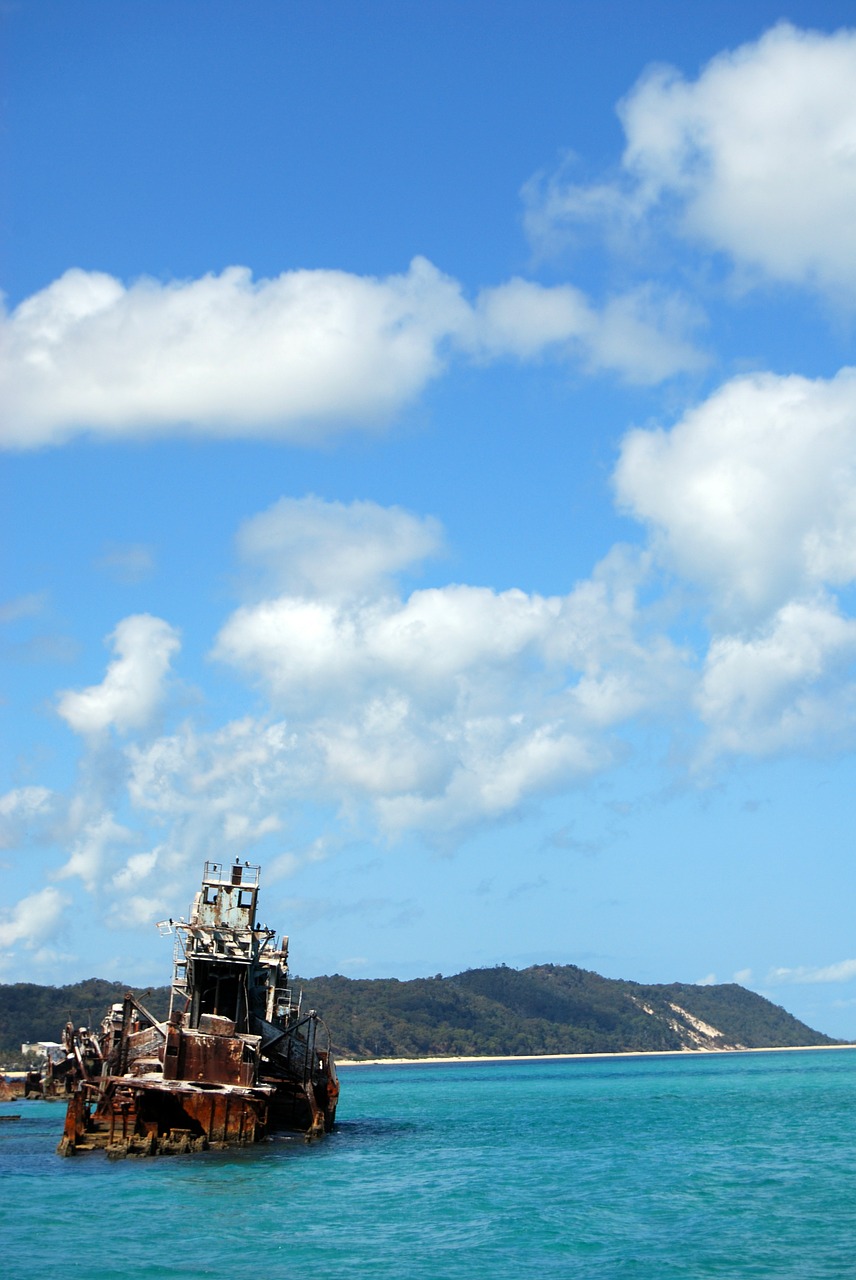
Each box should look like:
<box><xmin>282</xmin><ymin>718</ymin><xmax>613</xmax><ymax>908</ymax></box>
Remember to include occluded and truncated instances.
<box><xmin>336</xmin><ymin>1043</ymin><xmax>856</xmax><ymax>1067</ymax></box>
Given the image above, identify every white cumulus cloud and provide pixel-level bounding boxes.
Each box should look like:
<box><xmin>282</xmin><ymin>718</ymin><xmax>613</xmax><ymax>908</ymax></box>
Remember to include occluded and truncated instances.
<box><xmin>209</xmin><ymin>498</ymin><xmax>689</xmax><ymax>832</ymax></box>
<box><xmin>614</xmin><ymin>367</ymin><xmax>856</xmax><ymax>760</ymax></box>
<box><xmin>57</xmin><ymin>614</ymin><xmax>180</xmax><ymax>735</ymax></box>
<box><xmin>697</xmin><ymin>598</ymin><xmax>856</xmax><ymax>758</ymax></box>
<box><xmin>0</xmin><ymin>259</ymin><xmax>467</xmax><ymax>448</ymax></box>
<box><xmin>527</xmin><ymin>23</ymin><xmax>856</xmax><ymax>298</ymax></box>
<box><xmin>1</xmin><ymin>260</ymin><xmax>704</xmax><ymax>450</ymax></box>
<box><xmin>614</xmin><ymin>367</ymin><xmax>856</xmax><ymax>622</ymax></box>
<box><xmin>36</xmin><ymin>499</ymin><xmax>689</xmax><ymax>858</ymax></box>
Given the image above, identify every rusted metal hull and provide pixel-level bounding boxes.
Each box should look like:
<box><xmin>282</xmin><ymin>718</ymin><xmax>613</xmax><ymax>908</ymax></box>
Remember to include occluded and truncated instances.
<box><xmin>58</xmin><ymin>1073</ymin><xmax>337</xmax><ymax>1157</ymax></box>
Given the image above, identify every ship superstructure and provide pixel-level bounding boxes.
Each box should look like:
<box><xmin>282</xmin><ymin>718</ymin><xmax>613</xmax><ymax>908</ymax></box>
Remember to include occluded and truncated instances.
<box><xmin>59</xmin><ymin>860</ymin><xmax>338</xmax><ymax>1156</ymax></box>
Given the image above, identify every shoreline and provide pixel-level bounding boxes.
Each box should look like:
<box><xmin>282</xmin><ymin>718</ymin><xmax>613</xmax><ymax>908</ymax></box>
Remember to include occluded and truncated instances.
<box><xmin>336</xmin><ymin>1043</ymin><xmax>856</xmax><ymax>1067</ymax></box>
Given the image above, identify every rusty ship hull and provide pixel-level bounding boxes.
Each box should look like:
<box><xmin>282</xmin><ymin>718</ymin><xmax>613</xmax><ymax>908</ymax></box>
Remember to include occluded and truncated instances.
<box><xmin>58</xmin><ymin>861</ymin><xmax>338</xmax><ymax>1156</ymax></box>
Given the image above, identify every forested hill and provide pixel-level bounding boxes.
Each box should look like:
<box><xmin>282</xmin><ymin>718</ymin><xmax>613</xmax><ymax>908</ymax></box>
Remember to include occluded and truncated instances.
<box><xmin>299</xmin><ymin>965</ymin><xmax>839</xmax><ymax>1057</ymax></box>
<box><xmin>0</xmin><ymin>963</ymin><xmax>840</xmax><ymax>1065</ymax></box>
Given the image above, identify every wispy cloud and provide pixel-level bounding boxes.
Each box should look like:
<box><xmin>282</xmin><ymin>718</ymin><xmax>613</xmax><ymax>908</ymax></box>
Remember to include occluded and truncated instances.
<box><xmin>0</xmin><ymin>593</ymin><xmax>47</xmax><ymax>625</ymax></box>
<box><xmin>0</xmin><ymin>786</ymin><xmax>58</xmax><ymax>849</ymax></box>
<box><xmin>0</xmin><ymin>885</ymin><xmax>69</xmax><ymax>950</ymax></box>
<box><xmin>95</xmin><ymin>543</ymin><xmax>156</xmax><ymax>585</ymax></box>
<box><xmin>767</xmin><ymin>959</ymin><xmax>856</xmax><ymax>985</ymax></box>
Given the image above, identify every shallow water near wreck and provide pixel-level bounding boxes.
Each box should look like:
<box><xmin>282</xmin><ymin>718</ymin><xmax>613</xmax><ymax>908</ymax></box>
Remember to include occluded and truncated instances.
<box><xmin>4</xmin><ymin>1049</ymin><xmax>856</xmax><ymax>1279</ymax></box>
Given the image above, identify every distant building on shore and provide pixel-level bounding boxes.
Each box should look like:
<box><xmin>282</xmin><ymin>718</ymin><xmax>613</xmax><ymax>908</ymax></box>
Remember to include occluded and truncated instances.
<box><xmin>21</xmin><ymin>1041</ymin><xmax>63</xmax><ymax>1062</ymax></box>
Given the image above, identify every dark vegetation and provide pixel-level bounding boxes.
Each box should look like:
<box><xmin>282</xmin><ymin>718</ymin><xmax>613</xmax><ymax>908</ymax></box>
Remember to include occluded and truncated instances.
<box><xmin>0</xmin><ymin>980</ymin><xmax>170</xmax><ymax>1067</ymax></box>
<box><xmin>298</xmin><ymin>965</ymin><xmax>837</xmax><ymax>1057</ymax></box>
<box><xmin>0</xmin><ymin>964</ymin><xmax>837</xmax><ymax>1066</ymax></box>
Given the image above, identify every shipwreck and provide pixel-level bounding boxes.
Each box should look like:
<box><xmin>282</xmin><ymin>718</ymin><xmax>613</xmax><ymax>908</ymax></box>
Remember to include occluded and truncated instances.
<box><xmin>58</xmin><ymin>859</ymin><xmax>338</xmax><ymax>1156</ymax></box>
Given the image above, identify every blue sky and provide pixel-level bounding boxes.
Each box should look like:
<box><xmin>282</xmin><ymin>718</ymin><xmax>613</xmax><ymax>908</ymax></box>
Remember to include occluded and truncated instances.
<box><xmin>4</xmin><ymin>1</ymin><xmax>856</xmax><ymax>1038</ymax></box>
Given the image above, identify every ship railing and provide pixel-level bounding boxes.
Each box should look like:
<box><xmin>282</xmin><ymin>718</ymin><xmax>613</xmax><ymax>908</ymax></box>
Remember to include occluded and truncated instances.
<box><xmin>271</xmin><ymin>986</ymin><xmax>301</xmax><ymax>1021</ymax></box>
<box><xmin>167</xmin><ymin>922</ymin><xmax>191</xmax><ymax>1020</ymax></box>
<box><xmin>202</xmin><ymin>859</ymin><xmax>260</xmax><ymax>888</ymax></box>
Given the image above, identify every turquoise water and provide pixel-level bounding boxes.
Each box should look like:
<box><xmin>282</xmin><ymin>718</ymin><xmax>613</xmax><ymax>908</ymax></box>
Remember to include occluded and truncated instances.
<box><xmin>3</xmin><ymin>1050</ymin><xmax>856</xmax><ymax>1279</ymax></box>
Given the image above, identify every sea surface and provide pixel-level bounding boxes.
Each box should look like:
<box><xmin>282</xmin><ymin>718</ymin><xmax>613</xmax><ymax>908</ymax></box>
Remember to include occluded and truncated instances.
<box><xmin>3</xmin><ymin>1048</ymin><xmax>856</xmax><ymax>1279</ymax></box>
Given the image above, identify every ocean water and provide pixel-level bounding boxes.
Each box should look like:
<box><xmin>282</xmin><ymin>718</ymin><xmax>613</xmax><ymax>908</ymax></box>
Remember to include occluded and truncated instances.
<box><xmin>3</xmin><ymin>1049</ymin><xmax>856</xmax><ymax>1279</ymax></box>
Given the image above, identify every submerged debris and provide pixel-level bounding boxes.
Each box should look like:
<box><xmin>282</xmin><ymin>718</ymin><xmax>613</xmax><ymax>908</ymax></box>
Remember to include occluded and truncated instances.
<box><xmin>58</xmin><ymin>860</ymin><xmax>338</xmax><ymax>1156</ymax></box>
